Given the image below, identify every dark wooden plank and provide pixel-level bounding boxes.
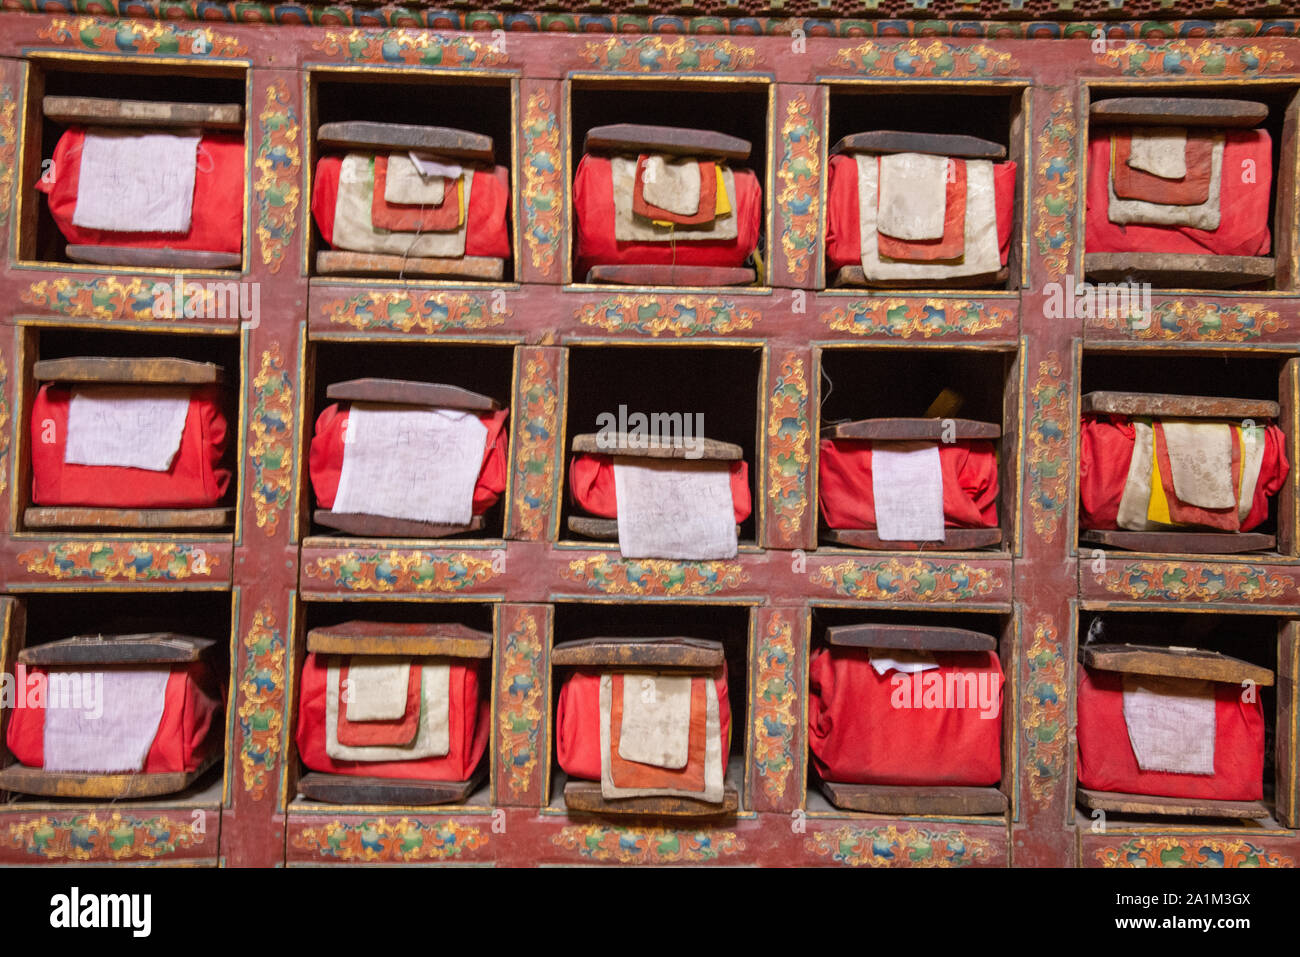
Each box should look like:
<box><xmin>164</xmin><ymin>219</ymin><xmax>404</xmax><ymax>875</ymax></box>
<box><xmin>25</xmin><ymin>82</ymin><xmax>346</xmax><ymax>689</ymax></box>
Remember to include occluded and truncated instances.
<box><xmin>313</xmin><ymin>511</ymin><xmax>485</xmax><ymax>539</ymax></box>
<box><xmin>24</xmin><ymin>506</ymin><xmax>234</xmax><ymax>530</ymax></box>
<box><xmin>551</xmin><ymin>637</ymin><xmax>724</xmax><ymax>670</ymax></box>
<box><xmin>1080</xmin><ymin>391</ymin><xmax>1280</xmax><ymax>419</ymax></box>
<box><xmin>0</xmin><ymin>754</ymin><xmax>217</xmax><ymax>799</ymax></box>
<box><xmin>567</xmin><ymin>516</ymin><xmax>740</xmax><ymax>541</ymax></box>
<box><xmin>43</xmin><ymin>95</ymin><xmax>243</xmax><ymax>130</ymax></box>
<box><xmin>316</xmin><ymin>251</ymin><xmax>505</xmax><ymax>281</ymax></box>
<box><xmin>570</xmin><ymin>432</ymin><xmax>742</xmax><ymax>461</ymax></box>
<box><xmin>1076</xmin><ymin>787</ymin><xmax>1270</xmax><ymax>820</ymax></box>
<box><xmin>19</xmin><ymin>633</ymin><xmax>215</xmax><ymax>666</ymax></box>
<box><xmin>1089</xmin><ymin>97</ymin><xmax>1269</xmax><ymax>128</ymax></box>
<box><xmin>822</xmin><ymin>527</ymin><xmax>1003</xmax><ymax>551</ymax></box>
<box><xmin>33</xmin><ymin>356</ymin><xmax>223</xmax><ymax>385</ymax></box>
<box><xmin>325</xmin><ymin>378</ymin><xmax>499</xmax><ymax>411</ymax></box>
<box><xmin>1084</xmin><ymin>253</ymin><xmax>1275</xmax><ymax>290</ymax></box>
<box><xmin>297</xmin><ymin>769</ymin><xmax>484</xmax><ymax>806</ymax></box>
<box><xmin>563</xmin><ymin>779</ymin><xmax>739</xmax><ymax>817</ymax></box>
<box><xmin>833</xmin><ymin>266</ymin><xmax>1009</xmax><ymax>289</ymax></box>
<box><xmin>824</xmin><ymin>417</ymin><xmax>1001</xmax><ymax>441</ymax></box>
<box><xmin>1080</xmin><ymin>529</ymin><xmax>1276</xmax><ymax>554</ymax></box>
<box><xmin>583</xmin><ymin>124</ymin><xmax>750</xmax><ymax>160</ymax></box>
<box><xmin>307</xmin><ymin>620</ymin><xmax>492</xmax><ymax>659</ymax></box>
<box><xmin>831</xmin><ymin>130</ymin><xmax>1006</xmax><ymax>159</ymax></box>
<box><xmin>1081</xmin><ymin>643</ymin><xmax>1274</xmax><ymax>687</ymax></box>
<box><xmin>821</xmin><ymin>780</ymin><xmax>1008</xmax><ymax>815</ymax></box>
<box><xmin>316</xmin><ymin>122</ymin><xmax>494</xmax><ymax>162</ymax></box>
<box><xmin>66</xmin><ymin>244</ymin><xmax>242</xmax><ymax>270</ymax></box>
<box><xmin>824</xmin><ymin>623</ymin><xmax>997</xmax><ymax>652</ymax></box>
<box><xmin>586</xmin><ymin>265</ymin><xmax>756</xmax><ymax>287</ymax></box>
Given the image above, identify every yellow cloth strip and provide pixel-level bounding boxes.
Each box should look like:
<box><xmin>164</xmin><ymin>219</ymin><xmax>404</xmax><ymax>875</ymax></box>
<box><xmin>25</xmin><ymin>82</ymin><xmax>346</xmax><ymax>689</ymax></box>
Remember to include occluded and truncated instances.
<box><xmin>1146</xmin><ymin>423</ymin><xmax>1172</xmax><ymax>526</ymax></box>
<box><xmin>650</xmin><ymin>165</ymin><xmax>730</xmax><ymax>228</ymax></box>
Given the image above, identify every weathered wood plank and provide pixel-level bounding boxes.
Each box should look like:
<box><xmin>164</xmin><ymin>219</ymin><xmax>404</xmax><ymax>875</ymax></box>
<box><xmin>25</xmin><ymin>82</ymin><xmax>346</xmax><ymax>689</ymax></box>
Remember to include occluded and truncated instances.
<box><xmin>313</xmin><ymin>510</ymin><xmax>485</xmax><ymax>539</ymax></box>
<box><xmin>1080</xmin><ymin>391</ymin><xmax>1280</xmax><ymax>419</ymax></box>
<box><xmin>43</xmin><ymin>95</ymin><xmax>243</xmax><ymax>129</ymax></box>
<box><xmin>824</xmin><ymin>623</ymin><xmax>997</xmax><ymax>652</ymax></box>
<box><xmin>1089</xmin><ymin>97</ymin><xmax>1269</xmax><ymax>128</ymax></box>
<box><xmin>822</xmin><ymin>527</ymin><xmax>1003</xmax><ymax>551</ymax></box>
<box><xmin>0</xmin><ymin>754</ymin><xmax>218</xmax><ymax>799</ymax></box>
<box><xmin>18</xmin><ymin>633</ymin><xmax>215</xmax><ymax>665</ymax></box>
<box><xmin>1076</xmin><ymin>787</ymin><xmax>1270</xmax><ymax>819</ymax></box>
<box><xmin>583</xmin><ymin>124</ymin><xmax>751</xmax><ymax>160</ymax></box>
<box><xmin>316</xmin><ymin>122</ymin><xmax>494</xmax><ymax>162</ymax></box>
<box><xmin>551</xmin><ymin>637</ymin><xmax>724</xmax><ymax>670</ymax></box>
<box><xmin>567</xmin><ymin>516</ymin><xmax>740</xmax><ymax>541</ymax></box>
<box><xmin>821</xmin><ymin>781</ymin><xmax>1008</xmax><ymax>815</ymax></box>
<box><xmin>570</xmin><ymin>432</ymin><xmax>742</xmax><ymax>461</ymax></box>
<box><xmin>67</xmin><ymin>245</ymin><xmax>242</xmax><ymax>269</ymax></box>
<box><xmin>1080</xmin><ymin>529</ymin><xmax>1275</xmax><ymax>554</ymax></box>
<box><xmin>824</xmin><ymin>417</ymin><xmax>1001</xmax><ymax>441</ymax></box>
<box><xmin>563</xmin><ymin>779</ymin><xmax>739</xmax><ymax>816</ymax></box>
<box><xmin>325</xmin><ymin>378</ymin><xmax>499</xmax><ymax>410</ymax></box>
<box><xmin>1084</xmin><ymin>253</ymin><xmax>1275</xmax><ymax>289</ymax></box>
<box><xmin>1081</xmin><ymin>642</ymin><xmax>1274</xmax><ymax>686</ymax></box>
<box><xmin>832</xmin><ymin>266</ymin><xmax>1009</xmax><ymax>289</ymax></box>
<box><xmin>316</xmin><ymin>251</ymin><xmax>504</xmax><ymax>281</ymax></box>
<box><xmin>33</xmin><ymin>356</ymin><xmax>224</xmax><ymax>385</ymax></box>
<box><xmin>297</xmin><ymin>769</ymin><xmax>484</xmax><ymax>806</ymax></box>
<box><xmin>586</xmin><ymin>264</ymin><xmax>756</xmax><ymax>287</ymax></box>
<box><xmin>24</xmin><ymin>507</ymin><xmax>234</xmax><ymax>530</ymax></box>
<box><xmin>831</xmin><ymin>130</ymin><xmax>1006</xmax><ymax>159</ymax></box>
<box><xmin>307</xmin><ymin>620</ymin><xmax>492</xmax><ymax>658</ymax></box>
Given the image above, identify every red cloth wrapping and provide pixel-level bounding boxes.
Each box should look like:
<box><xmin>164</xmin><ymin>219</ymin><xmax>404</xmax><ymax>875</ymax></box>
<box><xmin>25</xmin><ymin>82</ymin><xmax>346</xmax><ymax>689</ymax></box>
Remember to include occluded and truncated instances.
<box><xmin>876</xmin><ymin>157</ymin><xmax>967</xmax><ymax>261</ymax></box>
<box><xmin>573</xmin><ymin>154</ymin><xmax>763</xmax><ymax>277</ymax></box>
<box><xmin>809</xmin><ymin>647</ymin><xmax>1003</xmax><ymax>786</ymax></box>
<box><xmin>295</xmin><ymin>653</ymin><xmax>489</xmax><ymax>781</ymax></box>
<box><xmin>371</xmin><ymin>156</ymin><xmax>460</xmax><ymax>232</ymax></box>
<box><xmin>31</xmin><ymin>384</ymin><xmax>232</xmax><ymax>508</ymax></box>
<box><xmin>817</xmin><ymin>439</ymin><xmax>999</xmax><ymax>530</ymax></box>
<box><xmin>36</xmin><ymin>128</ymin><xmax>244</xmax><ymax>254</ymax></box>
<box><xmin>1085</xmin><ymin>129</ymin><xmax>1272</xmax><ymax>257</ymax></box>
<box><xmin>1111</xmin><ymin>132</ymin><xmax>1214</xmax><ymax>206</ymax></box>
<box><xmin>311</xmin><ymin>156</ymin><xmax>511</xmax><ymax>259</ymax></box>
<box><xmin>1076</xmin><ymin>664</ymin><xmax>1264</xmax><ymax>801</ymax></box>
<box><xmin>309</xmin><ymin>404</ymin><xmax>509</xmax><ymax>514</ymax></box>
<box><xmin>825</xmin><ymin>154</ymin><xmax>1017</xmax><ymax>273</ymax></box>
<box><xmin>1078</xmin><ymin>415</ymin><xmax>1288</xmax><ymax>531</ymax></box>
<box><xmin>6</xmin><ymin>662</ymin><xmax>224</xmax><ymax>774</ymax></box>
<box><xmin>567</xmin><ymin>452</ymin><xmax>752</xmax><ymax>523</ymax></box>
<box><xmin>556</xmin><ymin>668</ymin><xmax>732</xmax><ymax>783</ymax></box>
<box><xmin>334</xmin><ymin>662</ymin><xmax>422</xmax><ymax>747</ymax></box>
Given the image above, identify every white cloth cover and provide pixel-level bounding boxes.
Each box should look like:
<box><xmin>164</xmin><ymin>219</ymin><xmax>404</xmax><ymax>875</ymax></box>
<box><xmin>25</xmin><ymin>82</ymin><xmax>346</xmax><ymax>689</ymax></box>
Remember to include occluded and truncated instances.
<box><xmin>1122</xmin><ymin>674</ymin><xmax>1216</xmax><ymax>775</ymax></box>
<box><xmin>345</xmin><ymin>657</ymin><xmax>411</xmax><ymax>722</ymax></box>
<box><xmin>73</xmin><ymin>128</ymin><xmax>200</xmax><ymax>234</ymax></box>
<box><xmin>1107</xmin><ymin>135</ymin><xmax>1223</xmax><ymax>230</ymax></box>
<box><xmin>612</xmin><ymin>459</ymin><xmax>738</xmax><ymax>560</ymax></box>
<box><xmin>384</xmin><ymin>153</ymin><xmax>446</xmax><ymax>206</ymax></box>
<box><xmin>1161</xmin><ymin>421</ymin><xmax>1236</xmax><ymax>509</ymax></box>
<box><xmin>43</xmin><ymin>668</ymin><xmax>170</xmax><ymax>773</ymax></box>
<box><xmin>1128</xmin><ymin>127</ymin><xmax>1188</xmax><ymax>180</ymax></box>
<box><xmin>617</xmin><ymin>674</ymin><xmax>693</xmax><ymax>769</ymax></box>
<box><xmin>64</xmin><ymin>387</ymin><xmax>191</xmax><ymax>472</ymax></box>
<box><xmin>877</xmin><ymin>152</ymin><xmax>949</xmax><ymax>241</ymax></box>
<box><xmin>642</xmin><ymin>154</ymin><xmax>702</xmax><ymax>217</ymax></box>
<box><xmin>871</xmin><ymin>442</ymin><xmax>945</xmax><ymax>541</ymax></box>
<box><xmin>325</xmin><ymin>659</ymin><xmax>451</xmax><ymax>761</ymax></box>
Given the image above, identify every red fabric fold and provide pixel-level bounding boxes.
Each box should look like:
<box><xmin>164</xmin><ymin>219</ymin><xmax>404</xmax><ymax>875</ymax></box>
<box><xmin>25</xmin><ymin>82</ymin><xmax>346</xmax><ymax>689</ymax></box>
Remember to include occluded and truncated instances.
<box><xmin>631</xmin><ymin>156</ymin><xmax>718</xmax><ymax>226</ymax></box>
<box><xmin>37</xmin><ymin>128</ymin><xmax>244</xmax><ymax>254</ymax></box>
<box><xmin>334</xmin><ymin>662</ymin><xmax>423</xmax><ymax>747</ymax></box>
<box><xmin>567</xmin><ymin>452</ymin><xmax>752</xmax><ymax>523</ymax></box>
<box><xmin>31</xmin><ymin>384</ymin><xmax>232</xmax><ymax>509</ymax></box>
<box><xmin>309</xmin><ymin>404</ymin><xmax>509</xmax><ymax>515</ymax></box>
<box><xmin>371</xmin><ymin>156</ymin><xmax>459</xmax><ymax>232</ymax></box>
<box><xmin>817</xmin><ymin>438</ymin><xmax>999</xmax><ymax>530</ymax></box>
<box><xmin>1152</xmin><ymin>420</ymin><xmax>1241</xmax><ymax>531</ymax></box>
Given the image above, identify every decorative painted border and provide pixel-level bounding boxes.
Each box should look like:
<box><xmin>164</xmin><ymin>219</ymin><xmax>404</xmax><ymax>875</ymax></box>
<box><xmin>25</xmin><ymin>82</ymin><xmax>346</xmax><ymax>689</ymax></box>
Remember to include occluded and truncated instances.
<box><xmin>777</xmin><ymin>92</ymin><xmax>819</xmax><ymax>285</ymax></box>
<box><xmin>811</xmin><ymin>558</ymin><xmax>1004</xmax><ymax>603</ymax></box>
<box><xmin>522</xmin><ymin>87</ymin><xmax>561</xmax><ymax>278</ymax></box>
<box><xmin>254</xmin><ymin>79</ymin><xmax>301</xmax><ymax>274</ymax></box>
<box><xmin>1095</xmin><ymin>39</ymin><xmax>1294</xmax><ymax>76</ymax></box>
<box><xmin>1027</xmin><ymin>350</ymin><xmax>1067</xmax><ymax>545</ymax></box>
<box><xmin>22</xmin><ymin>277</ymin><xmax>160</xmax><ymax>321</ymax></box>
<box><xmin>1023</xmin><ymin>614</ymin><xmax>1067</xmax><ymax>808</ymax></box>
<box><xmin>249</xmin><ymin>343</ymin><xmax>293</xmax><ymax>537</ymax></box>
<box><xmin>574</xmin><ymin>295</ymin><xmax>758</xmax><ymax>338</ymax></box>
<box><xmin>16</xmin><ymin>541</ymin><xmax>217</xmax><ymax>582</ymax></box>
<box><xmin>0</xmin><ymin>84</ymin><xmax>15</xmax><ymax>229</ymax></box>
<box><xmin>820</xmin><ymin>299</ymin><xmax>1013</xmax><ymax>338</ymax></box>
<box><xmin>1033</xmin><ymin>89</ymin><xmax>1076</xmax><ymax>284</ymax></box>
<box><xmin>497</xmin><ymin>610</ymin><xmax>544</xmax><ymax>800</ymax></box>
<box><xmin>6</xmin><ymin>6</ymin><xmax>1300</xmax><ymax>39</ymax></box>
<box><xmin>35</xmin><ymin>15</ymin><xmax>247</xmax><ymax>55</ymax></box>
<box><xmin>236</xmin><ymin>602</ymin><xmax>285</xmax><ymax>801</ymax></box>
<box><xmin>578</xmin><ymin>36</ymin><xmax>759</xmax><ymax>72</ymax></box>
<box><xmin>1088</xmin><ymin>301</ymin><xmax>1284</xmax><ymax>342</ymax></box>
<box><xmin>806</xmin><ymin>824</ymin><xmax>992</xmax><ymax>867</ymax></box>
<box><xmin>8</xmin><ymin>813</ymin><xmax>204</xmax><ymax>861</ymax></box>
<box><xmin>766</xmin><ymin>352</ymin><xmax>809</xmax><ymax>545</ymax></box>
<box><xmin>551</xmin><ymin>824</ymin><xmax>745</xmax><ymax>863</ymax></box>
<box><xmin>752</xmin><ymin>611</ymin><xmax>797</xmax><ymax>804</ymax></box>
<box><xmin>0</xmin><ymin>353</ymin><xmax>8</xmax><ymax>498</ymax></box>
<box><xmin>304</xmin><ymin>550</ymin><xmax>499</xmax><ymax>593</ymax></box>
<box><xmin>830</xmin><ymin>40</ymin><xmax>1018</xmax><ymax>76</ymax></box>
<box><xmin>1093</xmin><ymin>561</ymin><xmax>1295</xmax><ymax>603</ymax></box>
<box><xmin>1096</xmin><ymin>837</ymin><xmax>1294</xmax><ymax>868</ymax></box>
<box><xmin>559</xmin><ymin>555</ymin><xmax>750</xmax><ymax>597</ymax></box>
<box><xmin>509</xmin><ymin>351</ymin><xmax>560</xmax><ymax>541</ymax></box>
<box><xmin>311</xmin><ymin>28</ymin><xmax>508</xmax><ymax>67</ymax></box>
<box><xmin>293</xmin><ymin>818</ymin><xmax>486</xmax><ymax>862</ymax></box>
<box><xmin>319</xmin><ymin>290</ymin><xmax>509</xmax><ymax>333</ymax></box>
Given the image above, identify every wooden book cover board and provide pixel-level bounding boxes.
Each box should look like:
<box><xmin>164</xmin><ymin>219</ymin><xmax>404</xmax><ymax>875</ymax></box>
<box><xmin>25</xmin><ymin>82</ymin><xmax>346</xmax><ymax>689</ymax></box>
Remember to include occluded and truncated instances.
<box><xmin>313</xmin><ymin>511</ymin><xmax>485</xmax><ymax>539</ymax></box>
<box><xmin>0</xmin><ymin>754</ymin><xmax>218</xmax><ymax>800</ymax></box>
<box><xmin>822</xmin><ymin>527</ymin><xmax>1003</xmax><ymax>551</ymax></box>
<box><xmin>43</xmin><ymin>95</ymin><xmax>243</xmax><ymax>130</ymax></box>
<box><xmin>315</xmin><ymin>251</ymin><xmax>505</xmax><ymax>282</ymax></box>
<box><xmin>1089</xmin><ymin>97</ymin><xmax>1269</xmax><ymax>128</ymax></box>
<box><xmin>568</xmin><ymin>515</ymin><xmax>740</xmax><ymax>541</ymax></box>
<box><xmin>33</xmin><ymin>356</ymin><xmax>224</xmax><ymax>385</ymax></box>
<box><xmin>297</xmin><ymin>769</ymin><xmax>485</xmax><ymax>807</ymax></box>
<box><xmin>1080</xmin><ymin>391</ymin><xmax>1280</xmax><ymax>420</ymax></box>
<box><xmin>24</xmin><ymin>506</ymin><xmax>234</xmax><ymax>530</ymax></box>
<box><xmin>307</xmin><ymin>620</ymin><xmax>492</xmax><ymax>659</ymax></box>
<box><xmin>18</xmin><ymin>632</ymin><xmax>215</xmax><ymax>666</ymax></box>
<box><xmin>563</xmin><ymin>779</ymin><xmax>739</xmax><ymax>817</ymax></box>
<box><xmin>831</xmin><ymin>130</ymin><xmax>1006</xmax><ymax>159</ymax></box>
<box><xmin>823</xmin><ymin>417</ymin><xmax>1001</xmax><ymax>441</ymax></box>
<box><xmin>551</xmin><ymin>637</ymin><xmax>724</xmax><ymax>671</ymax></box>
<box><xmin>583</xmin><ymin>124</ymin><xmax>750</xmax><ymax>160</ymax></box>
<box><xmin>316</xmin><ymin>122</ymin><xmax>494</xmax><ymax>162</ymax></box>
<box><xmin>833</xmin><ymin>266</ymin><xmax>1010</xmax><ymax>289</ymax></box>
<box><xmin>570</xmin><ymin>432</ymin><xmax>742</xmax><ymax>461</ymax></box>
<box><xmin>325</xmin><ymin>378</ymin><xmax>499</xmax><ymax>411</ymax></box>
<box><xmin>1076</xmin><ymin>786</ymin><xmax>1270</xmax><ymax>820</ymax></box>
<box><xmin>1084</xmin><ymin>253</ymin><xmax>1274</xmax><ymax>290</ymax></box>
<box><xmin>824</xmin><ymin>623</ymin><xmax>996</xmax><ymax>652</ymax></box>
<box><xmin>822</xmin><ymin>781</ymin><xmax>1008</xmax><ymax>816</ymax></box>
<box><xmin>586</xmin><ymin>265</ymin><xmax>756</xmax><ymax>287</ymax></box>
<box><xmin>1080</xmin><ymin>643</ymin><xmax>1273</xmax><ymax>687</ymax></box>
<box><xmin>1079</xmin><ymin>529</ymin><xmax>1275</xmax><ymax>555</ymax></box>
<box><xmin>66</xmin><ymin>245</ymin><xmax>242</xmax><ymax>270</ymax></box>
